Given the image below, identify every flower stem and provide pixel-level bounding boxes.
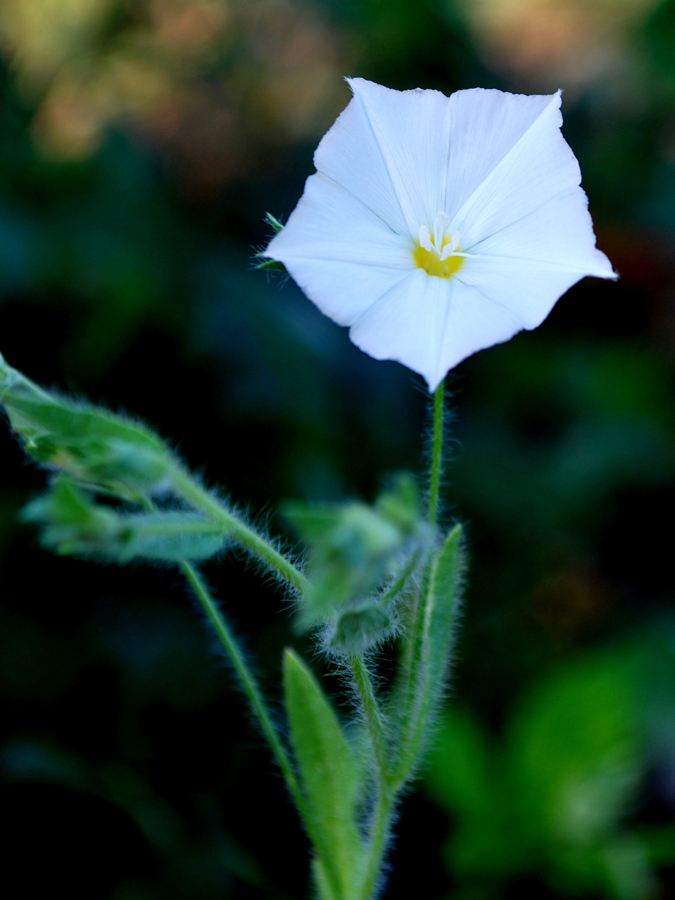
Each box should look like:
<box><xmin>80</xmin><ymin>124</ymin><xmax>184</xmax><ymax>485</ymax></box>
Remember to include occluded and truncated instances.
<box><xmin>170</xmin><ymin>465</ymin><xmax>310</xmax><ymax>594</ymax></box>
<box><xmin>349</xmin><ymin>654</ymin><xmax>390</xmax><ymax>783</ymax></box>
<box><xmin>358</xmin><ymin>787</ymin><xmax>395</xmax><ymax>900</ymax></box>
<box><xmin>350</xmin><ymin>655</ymin><xmax>397</xmax><ymax>899</ymax></box>
<box><xmin>390</xmin><ymin>383</ymin><xmax>447</xmax><ymax>784</ymax></box>
<box><xmin>427</xmin><ymin>381</ymin><xmax>445</xmax><ymax>530</ymax></box>
<box><xmin>179</xmin><ymin>561</ymin><xmax>308</xmax><ymax>822</ymax></box>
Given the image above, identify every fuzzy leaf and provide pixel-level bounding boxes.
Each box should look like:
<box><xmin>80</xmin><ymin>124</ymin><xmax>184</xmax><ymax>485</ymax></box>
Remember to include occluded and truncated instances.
<box><xmin>375</xmin><ymin>471</ymin><xmax>421</xmax><ymax>534</ymax></box>
<box><xmin>114</xmin><ymin>512</ymin><xmax>226</xmax><ymax>562</ymax></box>
<box><xmin>283</xmin><ymin>649</ymin><xmax>364</xmax><ymax>900</ymax></box>
<box><xmin>426</xmin><ymin>524</ymin><xmax>463</xmax><ymax>702</ymax></box>
<box><xmin>0</xmin><ymin>353</ymin><xmax>168</xmax><ymax>495</ymax></box>
<box><xmin>22</xmin><ymin>479</ymin><xmax>226</xmax><ymax>563</ymax></box>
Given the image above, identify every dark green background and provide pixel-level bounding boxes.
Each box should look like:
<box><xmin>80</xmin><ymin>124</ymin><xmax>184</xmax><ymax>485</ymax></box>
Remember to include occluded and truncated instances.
<box><xmin>0</xmin><ymin>1</ymin><xmax>674</xmax><ymax>898</ymax></box>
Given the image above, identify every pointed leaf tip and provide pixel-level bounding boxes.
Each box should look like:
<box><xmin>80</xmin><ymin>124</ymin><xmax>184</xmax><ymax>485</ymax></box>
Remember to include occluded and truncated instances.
<box><xmin>283</xmin><ymin>648</ymin><xmax>364</xmax><ymax>899</ymax></box>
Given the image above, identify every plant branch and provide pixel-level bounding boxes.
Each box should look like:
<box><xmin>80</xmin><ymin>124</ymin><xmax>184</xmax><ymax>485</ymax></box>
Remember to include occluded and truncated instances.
<box><xmin>180</xmin><ymin>561</ymin><xmax>309</xmax><ymax>823</ymax></box>
<box><xmin>170</xmin><ymin>465</ymin><xmax>310</xmax><ymax>594</ymax></box>
<box><xmin>390</xmin><ymin>384</ymin><xmax>446</xmax><ymax>784</ymax></box>
<box><xmin>358</xmin><ymin>786</ymin><xmax>395</xmax><ymax>900</ymax></box>
<box><xmin>349</xmin><ymin>654</ymin><xmax>390</xmax><ymax>784</ymax></box>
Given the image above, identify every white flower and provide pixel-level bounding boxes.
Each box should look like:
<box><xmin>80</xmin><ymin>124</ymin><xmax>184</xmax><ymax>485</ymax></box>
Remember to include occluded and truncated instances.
<box><xmin>265</xmin><ymin>78</ymin><xmax>616</xmax><ymax>390</ymax></box>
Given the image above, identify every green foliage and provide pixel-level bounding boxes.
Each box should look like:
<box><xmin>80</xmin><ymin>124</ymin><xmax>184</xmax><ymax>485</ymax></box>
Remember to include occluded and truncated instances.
<box><xmin>284</xmin><ymin>473</ymin><xmax>423</xmax><ymax>630</ymax></box>
<box><xmin>388</xmin><ymin>524</ymin><xmax>463</xmax><ymax>778</ymax></box>
<box><xmin>0</xmin><ymin>353</ymin><xmax>168</xmax><ymax>498</ymax></box>
<box><xmin>22</xmin><ymin>477</ymin><xmax>227</xmax><ymax>562</ymax></box>
<box><xmin>0</xmin><ymin>356</ymin><xmax>244</xmax><ymax>566</ymax></box>
<box><xmin>425</xmin><ymin>646</ymin><xmax>675</xmax><ymax>900</ymax></box>
<box><xmin>643</xmin><ymin>0</ymin><xmax>675</xmax><ymax>91</ymax></box>
<box><xmin>283</xmin><ymin>649</ymin><xmax>365</xmax><ymax>900</ymax></box>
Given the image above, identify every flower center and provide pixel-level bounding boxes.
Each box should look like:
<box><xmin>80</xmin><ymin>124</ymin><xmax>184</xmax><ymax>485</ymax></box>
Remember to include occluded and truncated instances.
<box><xmin>413</xmin><ymin>212</ymin><xmax>464</xmax><ymax>279</ymax></box>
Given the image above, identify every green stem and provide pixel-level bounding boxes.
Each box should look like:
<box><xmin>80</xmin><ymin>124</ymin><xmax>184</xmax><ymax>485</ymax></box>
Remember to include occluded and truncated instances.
<box><xmin>170</xmin><ymin>465</ymin><xmax>310</xmax><ymax>594</ymax></box>
<box><xmin>358</xmin><ymin>787</ymin><xmax>395</xmax><ymax>900</ymax></box>
<box><xmin>180</xmin><ymin>561</ymin><xmax>309</xmax><ymax>823</ymax></box>
<box><xmin>349</xmin><ymin>654</ymin><xmax>390</xmax><ymax>783</ymax></box>
<box><xmin>427</xmin><ymin>381</ymin><xmax>445</xmax><ymax>530</ymax></box>
<box><xmin>391</xmin><ymin>383</ymin><xmax>446</xmax><ymax>784</ymax></box>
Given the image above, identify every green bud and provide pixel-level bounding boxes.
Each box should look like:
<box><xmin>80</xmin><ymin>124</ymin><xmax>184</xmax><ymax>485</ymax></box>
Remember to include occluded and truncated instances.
<box><xmin>22</xmin><ymin>478</ymin><xmax>119</xmax><ymax>556</ymax></box>
<box><xmin>331</xmin><ymin>602</ymin><xmax>392</xmax><ymax>654</ymax></box>
<box><xmin>22</xmin><ymin>477</ymin><xmax>227</xmax><ymax>563</ymax></box>
<box><xmin>284</xmin><ymin>499</ymin><xmax>409</xmax><ymax>630</ymax></box>
<box><xmin>0</xmin><ymin>353</ymin><xmax>169</xmax><ymax>497</ymax></box>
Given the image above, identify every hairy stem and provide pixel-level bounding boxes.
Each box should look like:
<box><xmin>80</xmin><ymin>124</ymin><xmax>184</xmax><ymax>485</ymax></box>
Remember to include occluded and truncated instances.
<box><xmin>170</xmin><ymin>465</ymin><xmax>310</xmax><ymax>594</ymax></box>
<box><xmin>391</xmin><ymin>384</ymin><xmax>446</xmax><ymax>782</ymax></box>
<box><xmin>358</xmin><ymin>787</ymin><xmax>395</xmax><ymax>900</ymax></box>
<box><xmin>349</xmin><ymin>654</ymin><xmax>390</xmax><ymax>783</ymax></box>
<box><xmin>180</xmin><ymin>561</ymin><xmax>309</xmax><ymax>823</ymax></box>
<box><xmin>427</xmin><ymin>381</ymin><xmax>445</xmax><ymax>530</ymax></box>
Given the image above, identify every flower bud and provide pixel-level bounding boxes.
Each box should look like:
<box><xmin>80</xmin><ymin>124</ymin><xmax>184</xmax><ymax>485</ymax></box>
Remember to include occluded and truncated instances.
<box><xmin>331</xmin><ymin>602</ymin><xmax>392</xmax><ymax>654</ymax></box>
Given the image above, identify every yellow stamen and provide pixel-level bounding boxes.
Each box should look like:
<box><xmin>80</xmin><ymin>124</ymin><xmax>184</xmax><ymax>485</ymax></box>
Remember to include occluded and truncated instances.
<box><xmin>413</xmin><ymin>244</ymin><xmax>464</xmax><ymax>279</ymax></box>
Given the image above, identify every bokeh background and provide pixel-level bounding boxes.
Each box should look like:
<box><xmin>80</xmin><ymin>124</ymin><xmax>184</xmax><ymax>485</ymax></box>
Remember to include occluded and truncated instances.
<box><xmin>1</xmin><ymin>1</ymin><xmax>674</xmax><ymax>898</ymax></box>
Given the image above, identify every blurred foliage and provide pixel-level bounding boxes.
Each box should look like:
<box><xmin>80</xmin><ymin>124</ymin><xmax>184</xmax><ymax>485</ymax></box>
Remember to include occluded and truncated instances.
<box><xmin>0</xmin><ymin>0</ymin><xmax>674</xmax><ymax>898</ymax></box>
<box><xmin>425</xmin><ymin>632</ymin><xmax>675</xmax><ymax>899</ymax></box>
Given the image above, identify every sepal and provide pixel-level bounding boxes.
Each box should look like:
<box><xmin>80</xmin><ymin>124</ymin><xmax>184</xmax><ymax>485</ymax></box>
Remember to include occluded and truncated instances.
<box><xmin>331</xmin><ymin>601</ymin><xmax>393</xmax><ymax>655</ymax></box>
<box><xmin>253</xmin><ymin>213</ymin><xmax>287</xmax><ymax>271</ymax></box>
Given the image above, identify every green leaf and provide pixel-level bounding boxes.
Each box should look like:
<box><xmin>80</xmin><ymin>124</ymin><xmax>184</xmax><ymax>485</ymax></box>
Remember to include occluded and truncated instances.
<box><xmin>22</xmin><ymin>479</ymin><xmax>227</xmax><ymax>562</ymax></box>
<box><xmin>507</xmin><ymin>652</ymin><xmax>641</xmax><ymax>848</ymax></box>
<box><xmin>22</xmin><ymin>478</ymin><xmax>119</xmax><ymax>555</ymax></box>
<box><xmin>0</xmin><ymin>353</ymin><xmax>169</xmax><ymax>496</ymax></box>
<box><xmin>424</xmin><ymin>710</ymin><xmax>524</xmax><ymax>881</ymax></box>
<box><xmin>375</xmin><ymin>471</ymin><xmax>421</xmax><ymax>534</ymax></box>
<box><xmin>426</xmin><ymin>524</ymin><xmax>463</xmax><ymax>700</ymax></box>
<box><xmin>283</xmin><ymin>649</ymin><xmax>364</xmax><ymax>900</ymax></box>
<box><xmin>114</xmin><ymin>512</ymin><xmax>227</xmax><ymax>563</ymax></box>
<box><xmin>282</xmin><ymin>502</ymin><xmax>344</xmax><ymax>544</ymax></box>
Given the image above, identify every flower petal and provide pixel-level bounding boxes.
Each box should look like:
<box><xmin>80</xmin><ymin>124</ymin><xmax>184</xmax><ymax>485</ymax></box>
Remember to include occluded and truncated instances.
<box><xmin>313</xmin><ymin>89</ymin><xmax>410</xmax><ymax>236</ymax></box>
<box><xmin>449</xmin><ymin>92</ymin><xmax>596</xmax><ymax>251</ymax></box>
<box><xmin>266</xmin><ymin>173</ymin><xmax>414</xmax><ymax>325</ymax></box>
<box><xmin>349</xmin><ymin>270</ymin><xmax>460</xmax><ymax>389</ymax></box>
<box><xmin>429</xmin><ymin>279</ymin><xmax>528</xmax><ymax>388</ymax></box>
<box><xmin>266</xmin><ymin>80</ymin><xmax>616</xmax><ymax>388</ymax></box>
<box><xmin>345</xmin><ymin>78</ymin><xmax>454</xmax><ymax>234</ymax></box>
<box><xmin>462</xmin><ymin>189</ymin><xmax>615</xmax><ymax>329</ymax></box>
<box><xmin>443</xmin><ymin>88</ymin><xmax>557</xmax><ymax>222</ymax></box>
<box><xmin>349</xmin><ymin>261</ymin><xmax>573</xmax><ymax>391</ymax></box>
